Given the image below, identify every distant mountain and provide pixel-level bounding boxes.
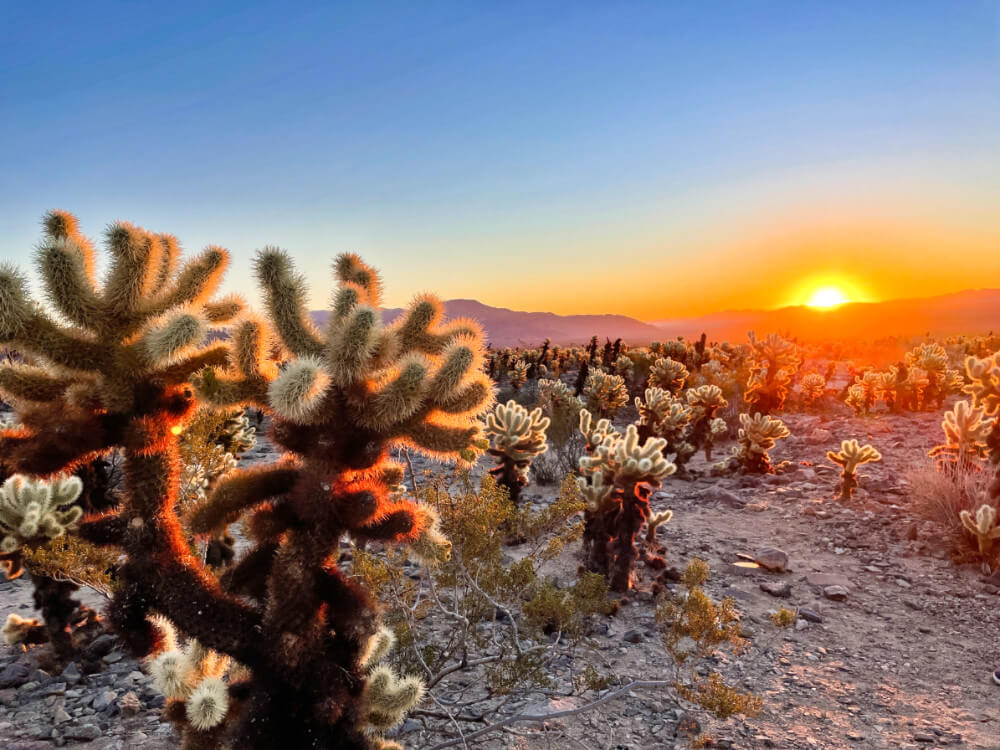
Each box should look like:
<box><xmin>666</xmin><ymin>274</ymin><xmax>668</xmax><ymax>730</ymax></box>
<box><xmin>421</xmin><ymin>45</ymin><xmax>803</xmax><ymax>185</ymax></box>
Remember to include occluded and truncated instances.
<box><xmin>309</xmin><ymin>289</ymin><xmax>1000</xmax><ymax>348</ymax></box>
<box><xmin>651</xmin><ymin>289</ymin><xmax>1000</xmax><ymax>342</ymax></box>
<box><xmin>310</xmin><ymin>299</ymin><xmax>664</xmax><ymax>347</ymax></box>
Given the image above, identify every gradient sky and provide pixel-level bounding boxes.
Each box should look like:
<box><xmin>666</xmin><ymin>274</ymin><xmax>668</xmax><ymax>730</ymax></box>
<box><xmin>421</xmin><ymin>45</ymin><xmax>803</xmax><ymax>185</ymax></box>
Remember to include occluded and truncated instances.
<box><xmin>2</xmin><ymin>2</ymin><xmax>998</xmax><ymax>320</ymax></box>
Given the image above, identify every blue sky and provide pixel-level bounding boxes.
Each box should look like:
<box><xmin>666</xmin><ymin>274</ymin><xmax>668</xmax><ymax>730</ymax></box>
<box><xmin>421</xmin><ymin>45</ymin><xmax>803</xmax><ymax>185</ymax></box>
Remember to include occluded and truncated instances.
<box><xmin>2</xmin><ymin>2</ymin><xmax>998</xmax><ymax>317</ymax></box>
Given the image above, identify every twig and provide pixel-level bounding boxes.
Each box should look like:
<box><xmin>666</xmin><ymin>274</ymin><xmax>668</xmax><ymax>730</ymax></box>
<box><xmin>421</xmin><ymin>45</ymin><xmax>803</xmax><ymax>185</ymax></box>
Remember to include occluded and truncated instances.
<box><xmin>425</xmin><ymin>679</ymin><xmax>674</xmax><ymax>750</ymax></box>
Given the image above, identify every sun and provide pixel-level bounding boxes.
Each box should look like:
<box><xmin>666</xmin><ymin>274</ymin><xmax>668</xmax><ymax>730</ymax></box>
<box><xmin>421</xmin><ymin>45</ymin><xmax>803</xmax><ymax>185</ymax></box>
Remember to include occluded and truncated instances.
<box><xmin>805</xmin><ymin>286</ymin><xmax>850</xmax><ymax>309</ymax></box>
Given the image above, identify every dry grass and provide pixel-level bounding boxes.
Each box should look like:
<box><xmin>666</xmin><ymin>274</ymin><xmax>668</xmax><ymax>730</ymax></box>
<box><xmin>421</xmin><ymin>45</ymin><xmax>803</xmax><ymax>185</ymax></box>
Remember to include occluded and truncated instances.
<box><xmin>907</xmin><ymin>460</ymin><xmax>996</xmax><ymax>561</ymax></box>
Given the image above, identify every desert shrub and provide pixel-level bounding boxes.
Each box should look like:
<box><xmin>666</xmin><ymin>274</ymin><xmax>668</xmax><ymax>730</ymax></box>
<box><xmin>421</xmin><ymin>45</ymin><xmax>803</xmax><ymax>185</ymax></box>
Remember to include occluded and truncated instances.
<box><xmin>799</xmin><ymin>372</ymin><xmax>826</xmax><ymax>406</ymax></box>
<box><xmin>908</xmin><ymin>462</ymin><xmax>993</xmax><ymax>558</ymax></box>
<box><xmin>656</xmin><ymin>559</ymin><xmax>762</xmax><ymax>720</ymax></box>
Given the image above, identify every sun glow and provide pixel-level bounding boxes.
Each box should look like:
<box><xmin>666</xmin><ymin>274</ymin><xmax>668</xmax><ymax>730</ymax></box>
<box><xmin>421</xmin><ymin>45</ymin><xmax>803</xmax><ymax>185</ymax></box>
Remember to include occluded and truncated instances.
<box><xmin>806</xmin><ymin>286</ymin><xmax>850</xmax><ymax>308</ymax></box>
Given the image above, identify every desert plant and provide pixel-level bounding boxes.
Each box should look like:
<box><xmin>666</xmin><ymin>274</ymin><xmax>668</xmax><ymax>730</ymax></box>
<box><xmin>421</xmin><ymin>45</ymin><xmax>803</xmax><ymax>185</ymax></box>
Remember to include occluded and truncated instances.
<box><xmin>484</xmin><ymin>399</ymin><xmax>550</xmax><ymax>505</ymax></box>
<box><xmin>649</xmin><ymin>357</ymin><xmax>689</xmax><ymax>395</ymax></box>
<box><xmin>583</xmin><ymin>369</ymin><xmax>629</xmax><ymax>418</ymax></box>
<box><xmin>799</xmin><ymin>372</ymin><xmax>826</xmax><ymax>406</ymax></box>
<box><xmin>959</xmin><ymin>504</ymin><xmax>1000</xmax><ymax>557</ymax></box>
<box><xmin>188</xmin><ymin>250</ymin><xmax>493</xmax><ymax>746</ymax></box>
<box><xmin>731</xmin><ymin>413</ymin><xmax>790</xmax><ymax>474</ymax></box>
<box><xmin>633</xmin><ymin>387</ymin><xmax>695</xmax><ymax>470</ymax></box>
<box><xmin>534</xmin><ymin>379</ymin><xmax>586</xmax><ymax>483</ymax></box>
<box><xmin>906</xmin><ymin>343</ymin><xmax>961</xmax><ymax>410</ymax></box>
<box><xmin>0</xmin><ymin>211</ymin><xmax>488</xmax><ymax>748</ymax></box>
<box><xmin>656</xmin><ymin>559</ymin><xmax>761</xmax><ymax>719</ymax></box>
<box><xmin>826</xmin><ymin>439</ymin><xmax>882</xmax><ymax>500</ymax></box>
<box><xmin>963</xmin><ymin>352</ymin><xmax>1000</xmax><ymax>504</ymax></box>
<box><xmin>577</xmin><ymin>410</ymin><xmax>676</xmax><ymax>591</ymax></box>
<box><xmin>928</xmin><ymin>400</ymin><xmax>991</xmax><ymax>473</ymax></box>
<box><xmin>744</xmin><ymin>333</ymin><xmax>799</xmax><ymax>413</ymax></box>
<box><xmin>685</xmin><ymin>384</ymin><xmax>728</xmax><ymax>459</ymax></box>
<box><xmin>508</xmin><ymin>359</ymin><xmax>529</xmax><ymax>390</ymax></box>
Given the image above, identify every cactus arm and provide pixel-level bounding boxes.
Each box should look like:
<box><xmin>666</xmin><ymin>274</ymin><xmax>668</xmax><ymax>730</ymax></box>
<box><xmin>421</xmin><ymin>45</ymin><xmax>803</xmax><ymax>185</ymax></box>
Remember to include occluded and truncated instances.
<box><xmin>253</xmin><ymin>248</ymin><xmax>325</xmax><ymax>358</ymax></box>
<box><xmin>187</xmin><ymin>463</ymin><xmax>301</xmax><ymax>534</ymax></box>
<box><xmin>0</xmin><ymin>365</ymin><xmax>74</xmax><ymax>403</ymax></box>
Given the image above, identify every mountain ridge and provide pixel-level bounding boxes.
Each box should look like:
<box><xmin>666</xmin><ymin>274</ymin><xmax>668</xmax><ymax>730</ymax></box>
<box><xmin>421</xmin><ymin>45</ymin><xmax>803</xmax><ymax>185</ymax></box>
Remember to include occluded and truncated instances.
<box><xmin>310</xmin><ymin>288</ymin><xmax>1000</xmax><ymax>347</ymax></box>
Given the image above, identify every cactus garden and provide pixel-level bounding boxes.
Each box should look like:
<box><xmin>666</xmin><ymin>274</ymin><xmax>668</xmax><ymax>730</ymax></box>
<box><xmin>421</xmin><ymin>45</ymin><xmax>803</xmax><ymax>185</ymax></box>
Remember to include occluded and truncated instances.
<box><xmin>4</xmin><ymin>4</ymin><xmax>1000</xmax><ymax>749</ymax></box>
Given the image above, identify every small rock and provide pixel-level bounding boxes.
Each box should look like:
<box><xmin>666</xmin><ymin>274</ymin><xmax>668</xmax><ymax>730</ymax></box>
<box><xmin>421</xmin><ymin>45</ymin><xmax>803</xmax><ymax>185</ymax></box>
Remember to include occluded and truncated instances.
<box><xmin>760</xmin><ymin>581</ymin><xmax>791</xmax><ymax>598</ymax></box>
<box><xmin>754</xmin><ymin>547</ymin><xmax>789</xmax><ymax>573</ymax></box>
<box><xmin>0</xmin><ymin>662</ymin><xmax>31</xmax><ymax>689</ymax></box>
<box><xmin>622</xmin><ymin>629</ymin><xmax>644</xmax><ymax>644</ymax></box>
<box><xmin>92</xmin><ymin>689</ymin><xmax>117</xmax><ymax>712</ymax></box>
<box><xmin>65</xmin><ymin>724</ymin><xmax>102</xmax><ymax>741</ymax></box>
<box><xmin>798</xmin><ymin>607</ymin><xmax>823</xmax><ymax>623</ymax></box>
<box><xmin>59</xmin><ymin>663</ymin><xmax>81</xmax><ymax>686</ymax></box>
<box><xmin>823</xmin><ymin>585</ymin><xmax>849</xmax><ymax>601</ymax></box>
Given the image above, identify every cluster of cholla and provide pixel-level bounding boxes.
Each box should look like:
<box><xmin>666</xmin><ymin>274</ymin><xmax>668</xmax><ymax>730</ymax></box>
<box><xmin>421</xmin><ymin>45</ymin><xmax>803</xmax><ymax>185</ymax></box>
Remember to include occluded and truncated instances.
<box><xmin>931</xmin><ymin>352</ymin><xmax>1000</xmax><ymax>557</ymax></box>
<box><xmin>0</xmin><ymin>211</ymin><xmax>491</xmax><ymax>749</ymax></box>
<box><xmin>744</xmin><ymin>333</ymin><xmax>800</xmax><ymax>414</ymax></box>
<box><xmin>634</xmin><ymin>385</ymin><xmax>728</xmax><ymax>471</ymax></box>
<box><xmin>576</xmin><ymin>411</ymin><xmax>675</xmax><ymax>591</ymax></box>
<box><xmin>845</xmin><ymin>343</ymin><xmax>963</xmax><ymax>416</ymax></box>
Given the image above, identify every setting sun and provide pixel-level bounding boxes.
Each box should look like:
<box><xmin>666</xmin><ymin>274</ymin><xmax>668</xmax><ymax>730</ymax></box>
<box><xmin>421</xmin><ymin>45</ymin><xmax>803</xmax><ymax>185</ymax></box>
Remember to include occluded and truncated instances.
<box><xmin>806</xmin><ymin>286</ymin><xmax>850</xmax><ymax>309</ymax></box>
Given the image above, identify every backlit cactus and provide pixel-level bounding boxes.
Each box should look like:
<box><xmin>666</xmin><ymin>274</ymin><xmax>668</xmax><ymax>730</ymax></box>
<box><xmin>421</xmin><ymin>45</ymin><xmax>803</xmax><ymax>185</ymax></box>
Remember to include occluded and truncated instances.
<box><xmin>577</xmin><ymin>410</ymin><xmax>675</xmax><ymax>591</ymax></box>
<box><xmin>484</xmin><ymin>399</ymin><xmax>550</xmax><ymax>504</ymax></box>
<box><xmin>959</xmin><ymin>504</ymin><xmax>1000</xmax><ymax>557</ymax></box>
<box><xmin>537</xmin><ymin>378</ymin><xmax>583</xmax><ymax>448</ymax></box>
<box><xmin>744</xmin><ymin>333</ymin><xmax>799</xmax><ymax>414</ymax></box>
<box><xmin>732</xmin><ymin>412</ymin><xmax>790</xmax><ymax>474</ymax></box>
<box><xmin>826</xmin><ymin>439</ymin><xmax>881</xmax><ymax>500</ymax></box>
<box><xmin>800</xmin><ymin>372</ymin><xmax>826</xmax><ymax>406</ymax></box>
<box><xmin>963</xmin><ymin>353</ymin><xmax>1000</xmax><ymax>504</ymax></box>
<box><xmin>508</xmin><ymin>359</ymin><xmax>529</xmax><ymax>390</ymax></box>
<box><xmin>649</xmin><ymin>357</ymin><xmax>689</xmax><ymax>395</ymax></box>
<box><xmin>928</xmin><ymin>400</ymin><xmax>991</xmax><ymax>472</ymax></box>
<box><xmin>0</xmin><ymin>474</ymin><xmax>83</xmax><ymax>554</ymax></box>
<box><xmin>633</xmin><ymin>387</ymin><xmax>694</xmax><ymax>469</ymax></box>
<box><xmin>0</xmin><ymin>212</ymin><xmax>485</xmax><ymax>749</ymax></box>
<box><xmin>685</xmin><ymin>384</ymin><xmax>728</xmax><ymax>460</ymax></box>
<box><xmin>583</xmin><ymin>369</ymin><xmax>629</xmax><ymax>418</ymax></box>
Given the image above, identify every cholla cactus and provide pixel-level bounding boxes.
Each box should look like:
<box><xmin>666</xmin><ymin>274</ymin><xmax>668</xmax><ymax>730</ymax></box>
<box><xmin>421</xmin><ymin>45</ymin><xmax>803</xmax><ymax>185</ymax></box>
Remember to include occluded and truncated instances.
<box><xmin>732</xmin><ymin>413</ymin><xmax>790</xmax><ymax>474</ymax></box>
<box><xmin>484</xmin><ymin>400</ymin><xmax>550</xmax><ymax>504</ymax></box>
<box><xmin>2</xmin><ymin>613</ymin><xmax>46</xmax><ymax>647</ymax></box>
<box><xmin>963</xmin><ymin>353</ymin><xmax>1000</xmax><ymax>504</ymax></box>
<box><xmin>583</xmin><ymin>369</ymin><xmax>629</xmax><ymax>417</ymax></box>
<box><xmin>614</xmin><ymin>354</ymin><xmax>634</xmax><ymax>379</ymax></box>
<box><xmin>744</xmin><ymin>333</ymin><xmax>799</xmax><ymax>414</ymax></box>
<box><xmin>645</xmin><ymin>509</ymin><xmax>673</xmax><ymax>545</ymax></box>
<box><xmin>928</xmin><ymin>400</ymin><xmax>991</xmax><ymax>472</ymax></box>
<box><xmin>649</xmin><ymin>357</ymin><xmax>689</xmax><ymax>395</ymax></box>
<box><xmin>0</xmin><ymin>475</ymin><xmax>83</xmax><ymax>555</ymax></box>
<box><xmin>685</xmin><ymin>384</ymin><xmax>728</xmax><ymax>460</ymax></box>
<box><xmin>800</xmin><ymin>373</ymin><xmax>826</xmax><ymax>406</ymax></box>
<box><xmin>905</xmin><ymin>343</ymin><xmax>959</xmax><ymax>409</ymax></box>
<box><xmin>0</xmin><ymin>212</ymin><xmax>485</xmax><ymax>748</ymax></box>
<box><xmin>844</xmin><ymin>371</ymin><xmax>882</xmax><ymax>415</ymax></box>
<box><xmin>826</xmin><ymin>439</ymin><xmax>882</xmax><ymax>500</ymax></box>
<box><xmin>359</xmin><ymin>627</ymin><xmax>425</xmax><ymax>747</ymax></box>
<box><xmin>577</xmin><ymin>411</ymin><xmax>675</xmax><ymax>591</ymax></box>
<box><xmin>537</xmin><ymin>378</ymin><xmax>583</xmax><ymax>448</ymax></box>
<box><xmin>508</xmin><ymin>359</ymin><xmax>529</xmax><ymax>390</ymax></box>
<box><xmin>633</xmin><ymin>387</ymin><xmax>694</xmax><ymax>469</ymax></box>
<box><xmin>959</xmin><ymin>504</ymin><xmax>1000</xmax><ymax>557</ymax></box>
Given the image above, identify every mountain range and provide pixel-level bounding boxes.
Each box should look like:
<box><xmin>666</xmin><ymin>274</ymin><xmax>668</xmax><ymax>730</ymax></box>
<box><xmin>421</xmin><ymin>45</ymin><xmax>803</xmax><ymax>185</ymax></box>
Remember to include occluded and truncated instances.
<box><xmin>310</xmin><ymin>288</ymin><xmax>1000</xmax><ymax>348</ymax></box>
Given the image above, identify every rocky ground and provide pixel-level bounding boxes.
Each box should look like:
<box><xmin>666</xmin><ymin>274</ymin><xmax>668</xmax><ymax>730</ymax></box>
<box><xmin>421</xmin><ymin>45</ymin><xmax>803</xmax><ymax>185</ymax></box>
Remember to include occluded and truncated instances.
<box><xmin>1</xmin><ymin>407</ymin><xmax>998</xmax><ymax>749</ymax></box>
